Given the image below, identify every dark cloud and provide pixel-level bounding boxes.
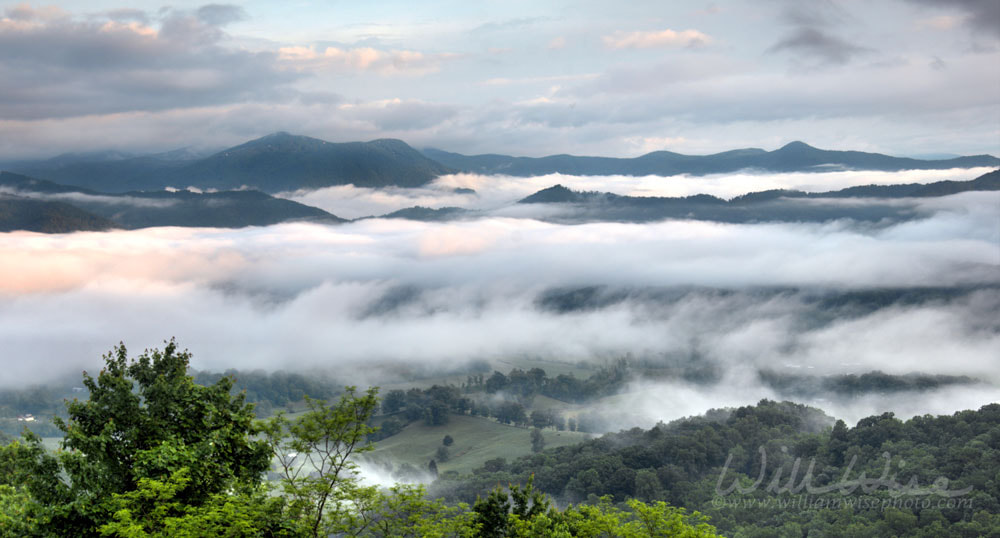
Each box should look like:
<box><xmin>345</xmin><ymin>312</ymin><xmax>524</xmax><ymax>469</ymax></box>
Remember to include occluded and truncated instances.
<box><xmin>0</xmin><ymin>6</ymin><xmax>297</xmax><ymax>120</ymax></box>
<box><xmin>196</xmin><ymin>4</ymin><xmax>248</xmax><ymax>27</ymax></box>
<box><xmin>780</xmin><ymin>0</ymin><xmax>850</xmax><ymax>27</ymax></box>
<box><xmin>908</xmin><ymin>0</ymin><xmax>1000</xmax><ymax>39</ymax></box>
<box><xmin>766</xmin><ymin>0</ymin><xmax>872</xmax><ymax>66</ymax></box>
<box><xmin>768</xmin><ymin>27</ymin><xmax>872</xmax><ymax>65</ymax></box>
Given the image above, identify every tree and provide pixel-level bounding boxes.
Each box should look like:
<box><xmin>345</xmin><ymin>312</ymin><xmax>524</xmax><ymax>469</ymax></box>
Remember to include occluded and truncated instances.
<box><xmin>496</xmin><ymin>402</ymin><xmax>527</xmax><ymax>426</ymax></box>
<box><xmin>259</xmin><ymin>387</ymin><xmax>380</xmax><ymax>538</ymax></box>
<box><xmin>423</xmin><ymin>401</ymin><xmax>450</xmax><ymax>426</ymax></box>
<box><xmin>531</xmin><ymin>410</ymin><xmax>553</xmax><ymax>429</ymax></box>
<box><xmin>531</xmin><ymin>428</ymin><xmax>545</xmax><ymax>453</ymax></box>
<box><xmin>443</xmin><ymin>434</ymin><xmax>454</xmax><ymax>446</ymax></box>
<box><xmin>20</xmin><ymin>340</ymin><xmax>272</xmax><ymax>535</ymax></box>
<box><xmin>436</xmin><ymin>446</ymin><xmax>450</xmax><ymax>463</ymax></box>
<box><xmin>382</xmin><ymin>390</ymin><xmax>407</xmax><ymax>415</ymax></box>
<box><xmin>485</xmin><ymin>371</ymin><xmax>509</xmax><ymax>394</ymax></box>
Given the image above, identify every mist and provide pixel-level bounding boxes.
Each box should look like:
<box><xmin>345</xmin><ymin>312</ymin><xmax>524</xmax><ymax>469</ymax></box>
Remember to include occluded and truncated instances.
<box><xmin>1</xmin><ymin>179</ymin><xmax>997</xmax><ymax>425</ymax></box>
<box><xmin>280</xmin><ymin>167</ymin><xmax>995</xmax><ymax>218</ymax></box>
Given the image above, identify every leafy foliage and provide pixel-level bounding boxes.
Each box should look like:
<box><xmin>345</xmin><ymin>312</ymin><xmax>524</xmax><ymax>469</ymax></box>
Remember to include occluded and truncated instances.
<box><xmin>0</xmin><ymin>340</ymin><xmax>272</xmax><ymax>535</ymax></box>
<box><xmin>259</xmin><ymin>388</ymin><xmax>380</xmax><ymax>537</ymax></box>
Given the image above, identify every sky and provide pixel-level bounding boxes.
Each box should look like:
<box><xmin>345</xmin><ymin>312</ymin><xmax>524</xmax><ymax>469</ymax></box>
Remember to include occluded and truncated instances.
<box><xmin>0</xmin><ymin>0</ymin><xmax>998</xmax><ymax>159</ymax></box>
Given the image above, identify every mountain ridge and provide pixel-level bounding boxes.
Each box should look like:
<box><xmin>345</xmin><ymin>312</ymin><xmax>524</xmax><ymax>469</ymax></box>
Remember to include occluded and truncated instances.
<box><xmin>4</xmin><ymin>134</ymin><xmax>997</xmax><ymax>194</ymax></box>
<box><xmin>5</xmin><ymin>133</ymin><xmax>455</xmax><ymax>194</ymax></box>
<box><xmin>424</xmin><ymin>141</ymin><xmax>999</xmax><ymax>177</ymax></box>
<box><xmin>0</xmin><ymin>171</ymin><xmax>345</xmax><ymax>231</ymax></box>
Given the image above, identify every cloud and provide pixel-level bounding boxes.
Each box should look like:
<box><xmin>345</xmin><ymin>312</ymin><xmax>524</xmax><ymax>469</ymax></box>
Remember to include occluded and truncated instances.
<box><xmin>768</xmin><ymin>27</ymin><xmax>872</xmax><ymax>65</ymax></box>
<box><xmin>907</xmin><ymin>0</ymin><xmax>1000</xmax><ymax>39</ymax></box>
<box><xmin>0</xmin><ymin>5</ymin><xmax>295</xmax><ymax>120</ymax></box>
<box><xmin>277</xmin><ymin>45</ymin><xmax>458</xmax><ymax>75</ymax></box>
<box><xmin>608</xmin><ymin>377</ymin><xmax>1000</xmax><ymax>430</ymax></box>
<box><xmin>336</xmin><ymin>98</ymin><xmax>458</xmax><ymax>131</ymax></box>
<box><xmin>470</xmin><ymin>17</ymin><xmax>549</xmax><ymax>35</ymax></box>
<box><xmin>765</xmin><ymin>1</ymin><xmax>872</xmax><ymax>67</ymax></box>
<box><xmin>0</xmin><ymin>188</ymin><xmax>179</xmax><ymax>208</ymax></box>
<box><xmin>602</xmin><ymin>29</ymin><xmax>711</xmax><ymax>49</ymax></box>
<box><xmin>280</xmin><ymin>167</ymin><xmax>994</xmax><ymax>219</ymax></box>
<box><xmin>1</xmin><ymin>177</ymin><xmax>997</xmax><ymax>430</ymax></box>
<box><xmin>195</xmin><ymin>4</ymin><xmax>247</xmax><ymax>27</ymax></box>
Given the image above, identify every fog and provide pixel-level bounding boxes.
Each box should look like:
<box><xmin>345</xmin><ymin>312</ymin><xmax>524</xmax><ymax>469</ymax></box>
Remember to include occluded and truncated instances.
<box><xmin>281</xmin><ymin>167</ymin><xmax>995</xmax><ymax>219</ymax></box>
<box><xmin>0</xmin><ymin>187</ymin><xmax>180</xmax><ymax>209</ymax></box>
<box><xmin>1</xmin><ymin>174</ymin><xmax>997</xmax><ymax>425</ymax></box>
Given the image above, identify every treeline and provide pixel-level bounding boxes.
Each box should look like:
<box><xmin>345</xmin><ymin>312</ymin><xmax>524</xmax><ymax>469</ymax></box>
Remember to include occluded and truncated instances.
<box><xmin>464</xmin><ymin>359</ymin><xmax>630</xmax><ymax>403</ymax></box>
<box><xmin>433</xmin><ymin>400</ymin><xmax>1000</xmax><ymax>537</ymax></box>
<box><xmin>371</xmin><ymin>362</ymin><xmax>633</xmax><ymax>441</ymax></box>
<box><xmin>758</xmin><ymin>370</ymin><xmax>979</xmax><ymax>397</ymax></box>
<box><xmin>191</xmin><ymin>368</ymin><xmax>339</xmax><ymax>416</ymax></box>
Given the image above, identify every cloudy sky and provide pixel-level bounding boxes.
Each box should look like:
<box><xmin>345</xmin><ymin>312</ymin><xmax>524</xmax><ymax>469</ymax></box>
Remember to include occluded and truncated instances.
<box><xmin>1</xmin><ymin>0</ymin><xmax>998</xmax><ymax>159</ymax></box>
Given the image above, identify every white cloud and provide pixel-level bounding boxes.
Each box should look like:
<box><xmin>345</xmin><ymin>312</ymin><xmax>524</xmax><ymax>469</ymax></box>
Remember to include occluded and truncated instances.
<box><xmin>278</xmin><ymin>45</ymin><xmax>459</xmax><ymax>75</ymax></box>
<box><xmin>602</xmin><ymin>28</ymin><xmax>712</xmax><ymax>49</ymax></box>
<box><xmin>280</xmin><ymin>168</ymin><xmax>995</xmax><ymax>219</ymax></box>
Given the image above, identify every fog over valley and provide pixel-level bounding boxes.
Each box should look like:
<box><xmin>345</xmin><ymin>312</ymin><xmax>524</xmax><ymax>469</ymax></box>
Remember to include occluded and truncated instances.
<box><xmin>3</xmin><ymin>173</ymin><xmax>997</xmax><ymax>427</ymax></box>
<box><xmin>282</xmin><ymin>167</ymin><xmax>996</xmax><ymax>219</ymax></box>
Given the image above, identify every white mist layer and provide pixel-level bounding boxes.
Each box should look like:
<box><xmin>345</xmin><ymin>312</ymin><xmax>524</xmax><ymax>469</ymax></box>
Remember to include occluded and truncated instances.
<box><xmin>0</xmin><ymin>189</ymin><xmax>996</xmax><ymax>426</ymax></box>
<box><xmin>280</xmin><ymin>167</ymin><xmax>995</xmax><ymax>218</ymax></box>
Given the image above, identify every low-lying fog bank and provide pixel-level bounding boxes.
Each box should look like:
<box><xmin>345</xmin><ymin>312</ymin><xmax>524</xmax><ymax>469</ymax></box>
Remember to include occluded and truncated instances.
<box><xmin>1</xmin><ymin>177</ymin><xmax>996</xmax><ymax>426</ymax></box>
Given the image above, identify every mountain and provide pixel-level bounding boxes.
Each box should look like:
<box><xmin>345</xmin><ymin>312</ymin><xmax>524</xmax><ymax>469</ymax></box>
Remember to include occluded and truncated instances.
<box><xmin>511</xmin><ymin>168</ymin><xmax>1000</xmax><ymax>224</ymax></box>
<box><xmin>0</xmin><ymin>194</ymin><xmax>116</xmax><ymax>233</ymax></box>
<box><xmin>7</xmin><ymin>133</ymin><xmax>455</xmax><ymax>193</ymax></box>
<box><xmin>377</xmin><ymin>206</ymin><xmax>471</xmax><ymax>221</ymax></box>
<box><xmin>0</xmin><ymin>171</ymin><xmax>344</xmax><ymax>231</ymax></box>
<box><xmin>175</xmin><ymin>132</ymin><xmax>455</xmax><ymax>193</ymax></box>
<box><xmin>424</xmin><ymin>141</ymin><xmax>1000</xmax><ymax>177</ymax></box>
<box><xmin>518</xmin><ymin>184</ymin><xmax>590</xmax><ymax>203</ymax></box>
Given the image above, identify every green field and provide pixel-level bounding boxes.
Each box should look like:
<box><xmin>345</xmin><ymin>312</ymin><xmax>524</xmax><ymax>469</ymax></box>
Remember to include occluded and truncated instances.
<box><xmin>363</xmin><ymin>414</ymin><xmax>593</xmax><ymax>475</ymax></box>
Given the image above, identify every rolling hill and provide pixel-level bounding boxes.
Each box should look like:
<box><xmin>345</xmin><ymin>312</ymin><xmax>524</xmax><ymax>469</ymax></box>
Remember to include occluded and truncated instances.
<box><xmin>0</xmin><ymin>194</ymin><xmax>116</xmax><ymax>233</ymax></box>
<box><xmin>0</xmin><ymin>171</ymin><xmax>344</xmax><ymax>231</ymax></box>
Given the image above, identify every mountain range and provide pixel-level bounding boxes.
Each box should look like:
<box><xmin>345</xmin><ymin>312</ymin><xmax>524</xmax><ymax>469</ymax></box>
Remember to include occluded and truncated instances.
<box><xmin>2</xmin><ymin>167</ymin><xmax>997</xmax><ymax>232</ymax></box>
<box><xmin>379</xmin><ymin>169</ymin><xmax>1000</xmax><ymax>224</ymax></box>
<box><xmin>3</xmin><ymin>133</ymin><xmax>453</xmax><ymax>194</ymax></box>
<box><xmin>424</xmin><ymin>140</ymin><xmax>999</xmax><ymax>177</ymax></box>
<box><xmin>2</xmin><ymin>134</ymin><xmax>997</xmax><ymax>194</ymax></box>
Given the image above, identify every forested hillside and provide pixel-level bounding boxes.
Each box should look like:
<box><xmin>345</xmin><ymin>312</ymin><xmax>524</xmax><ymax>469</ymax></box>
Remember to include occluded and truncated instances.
<box><xmin>434</xmin><ymin>400</ymin><xmax>1000</xmax><ymax>537</ymax></box>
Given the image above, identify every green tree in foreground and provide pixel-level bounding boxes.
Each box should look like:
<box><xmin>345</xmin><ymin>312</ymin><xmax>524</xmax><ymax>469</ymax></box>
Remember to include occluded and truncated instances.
<box><xmin>0</xmin><ymin>340</ymin><xmax>721</xmax><ymax>537</ymax></box>
<box><xmin>2</xmin><ymin>340</ymin><xmax>274</xmax><ymax>536</ymax></box>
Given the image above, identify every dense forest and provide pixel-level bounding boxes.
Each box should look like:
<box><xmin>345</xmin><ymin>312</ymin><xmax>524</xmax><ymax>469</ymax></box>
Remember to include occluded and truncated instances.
<box><xmin>432</xmin><ymin>400</ymin><xmax>1000</xmax><ymax>537</ymax></box>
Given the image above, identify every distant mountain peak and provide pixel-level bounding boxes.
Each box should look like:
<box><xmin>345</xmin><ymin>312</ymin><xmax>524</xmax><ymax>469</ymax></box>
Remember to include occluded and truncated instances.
<box><xmin>519</xmin><ymin>184</ymin><xmax>585</xmax><ymax>204</ymax></box>
<box><xmin>777</xmin><ymin>141</ymin><xmax>817</xmax><ymax>151</ymax></box>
